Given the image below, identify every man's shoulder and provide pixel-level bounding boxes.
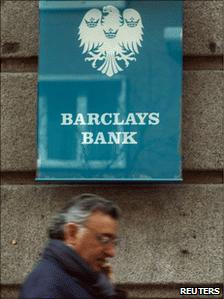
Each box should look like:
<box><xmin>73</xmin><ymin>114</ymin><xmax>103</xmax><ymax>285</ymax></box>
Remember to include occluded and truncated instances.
<box><xmin>20</xmin><ymin>259</ymin><xmax>94</xmax><ymax>299</ymax></box>
<box><xmin>26</xmin><ymin>258</ymin><xmax>67</xmax><ymax>283</ymax></box>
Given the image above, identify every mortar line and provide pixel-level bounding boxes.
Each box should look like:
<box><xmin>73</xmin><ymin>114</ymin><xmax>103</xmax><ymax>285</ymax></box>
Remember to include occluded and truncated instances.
<box><xmin>1</xmin><ymin>170</ymin><xmax>223</xmax><ymax>185</ymax></box>
<box><xmin>1</xmin><ymin>56</ymin><xmax>223</xmax><ymax>72</ymax></box>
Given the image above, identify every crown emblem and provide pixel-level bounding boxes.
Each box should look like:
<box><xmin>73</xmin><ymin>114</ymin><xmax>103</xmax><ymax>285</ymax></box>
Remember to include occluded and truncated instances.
<box><xmin>103</xmin><ymin>28</ymin><xmax>118</xmax><ymax>39</ymax></box>
<box><xmin>85</xmin><ymin>18</ymin><xmax>99</xmax><ymax>28</ymax></box>
<box><xmin>125</xmin><ymin>17</ymin><xmax>139</xmax><ymax>27</ymax></box>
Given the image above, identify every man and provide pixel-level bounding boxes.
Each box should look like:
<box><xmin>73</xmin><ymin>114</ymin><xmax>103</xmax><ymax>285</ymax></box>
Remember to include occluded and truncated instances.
<box><xmin>20</xmin><ymin>193</ymin><xmax>126</xmax><ymax>299</ymax></box>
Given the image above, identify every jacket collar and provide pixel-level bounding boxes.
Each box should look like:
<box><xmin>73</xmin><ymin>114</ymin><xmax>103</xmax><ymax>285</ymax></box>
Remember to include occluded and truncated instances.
<box><xmin>43</xmin><ymin>239</ymin><xmax>116</xmax><ymax>298</ymax></box>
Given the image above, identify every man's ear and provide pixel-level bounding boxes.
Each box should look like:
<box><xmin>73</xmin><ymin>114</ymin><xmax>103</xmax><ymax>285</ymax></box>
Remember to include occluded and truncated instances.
<box><xmin>64</xmin><ymin>223</ymin><xmax>79</xmax><ymax>246</ymax></box>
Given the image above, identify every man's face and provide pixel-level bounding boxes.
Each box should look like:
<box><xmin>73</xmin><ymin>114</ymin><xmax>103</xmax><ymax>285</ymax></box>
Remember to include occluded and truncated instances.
<box><xmin>70</xmin><ymin>211</ymin><xmax>118</xmax><ymax>272</ymax></box>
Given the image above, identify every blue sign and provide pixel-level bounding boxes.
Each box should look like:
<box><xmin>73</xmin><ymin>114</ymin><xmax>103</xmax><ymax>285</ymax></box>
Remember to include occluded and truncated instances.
<box><xmin>37</xmin><ymin>0</ymin><xmax>183</xmax><ymax>181</ymax></box>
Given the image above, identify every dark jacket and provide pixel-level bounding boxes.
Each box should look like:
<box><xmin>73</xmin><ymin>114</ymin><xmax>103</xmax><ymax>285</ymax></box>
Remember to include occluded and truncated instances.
<box><xmin>19</xmin><ymin>240</ymin><xmax>126</xmax><ymax>299</ymax></box>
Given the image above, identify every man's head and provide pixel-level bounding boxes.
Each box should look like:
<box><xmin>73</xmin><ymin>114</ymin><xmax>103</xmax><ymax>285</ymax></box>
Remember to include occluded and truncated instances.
<box><xmin>48</xmin><ymin>194</ymin><xmax>120</xmax><ymax>272</ymax></box>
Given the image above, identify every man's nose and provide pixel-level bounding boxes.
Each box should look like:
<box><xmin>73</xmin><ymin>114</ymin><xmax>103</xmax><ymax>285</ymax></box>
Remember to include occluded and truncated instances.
<box><xmin>104</xmin><ymin>244</ymin><xmax>116</xmax><ymax>258</ymax></box>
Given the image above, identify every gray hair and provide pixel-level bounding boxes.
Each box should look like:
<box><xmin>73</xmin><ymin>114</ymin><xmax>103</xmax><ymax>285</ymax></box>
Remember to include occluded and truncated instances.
<box><xmin>48</xmin><ymin>193</ymin><xmax>120</xmax><ymax>240</ymax></box>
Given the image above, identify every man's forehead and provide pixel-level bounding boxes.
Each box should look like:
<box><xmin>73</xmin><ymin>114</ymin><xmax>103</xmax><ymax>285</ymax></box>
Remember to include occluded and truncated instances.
<box><xmin>86</xmin><ymin>210</ymin><xmax>118</xmax><ymax>230</ymax></box>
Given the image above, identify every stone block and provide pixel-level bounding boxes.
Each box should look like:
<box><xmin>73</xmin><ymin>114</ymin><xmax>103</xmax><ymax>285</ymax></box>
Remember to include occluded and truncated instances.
<box><xmin>184</xmin><ymin>0</ymin><xmax>223</xmax><ymax>55</ymax></box>
<box><xmin>1</xmin><ymin>73</ymin><xmax>37</xmax><ymax>171</ymax></box>
<box><xmin>182</xmin><ymin>71</ymin><xmax>223</xmax><ymax>170</ymax></box>
<box><xmin>1</xmin><ymin>0</ymin><xmax>223</xmax><ymax>57</ymax></box>
<box><xmin>1</xmin><ymin>0</ymin><xmax>39</xmax><ymax>57</ymax></box>
<box><xmin>1</xmin><ymin>71</ymin><xmax>223</xmax><ymax>171</ymax></box>
<box><xmin>1</xmin><ymin>185</ymin><xmax>223</xmax><ymax>284</ymax></box>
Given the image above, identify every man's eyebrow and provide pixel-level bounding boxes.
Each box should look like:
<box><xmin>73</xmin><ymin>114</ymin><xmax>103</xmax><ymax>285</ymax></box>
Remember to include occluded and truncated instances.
<box><xmin>101</xmin><ymin>233</ymin><xmax>117</xmax><ymax>238</ymax></box>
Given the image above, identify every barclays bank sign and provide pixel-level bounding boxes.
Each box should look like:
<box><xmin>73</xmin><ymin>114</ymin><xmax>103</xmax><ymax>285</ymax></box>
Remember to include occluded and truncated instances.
<box><xmin>37</xmin><ymin>0</ymin><xmax>183</xmax><ymax>181</ymax></box>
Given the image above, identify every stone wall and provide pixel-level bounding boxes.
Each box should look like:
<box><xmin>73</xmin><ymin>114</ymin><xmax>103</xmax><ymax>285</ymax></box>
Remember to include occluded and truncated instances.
<box><xmin>1</xmin><ymin>1</ymin><xmax>223</xmax><ymax>298</ymax></box>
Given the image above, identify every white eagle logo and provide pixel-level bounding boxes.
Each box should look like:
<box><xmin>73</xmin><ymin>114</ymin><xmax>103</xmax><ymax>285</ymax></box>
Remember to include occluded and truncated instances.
<box><xmin>78</xmin><ymin>5</ymin><xmax>144</xmax><ymax>77</ymax></box>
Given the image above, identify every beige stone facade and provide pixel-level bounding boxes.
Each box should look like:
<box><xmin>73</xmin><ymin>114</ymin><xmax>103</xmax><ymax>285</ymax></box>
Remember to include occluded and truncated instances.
<box><xmin>1</xmin><ymin>1</ymin><xmax>223</xmax><ymax>298</ymax></box>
